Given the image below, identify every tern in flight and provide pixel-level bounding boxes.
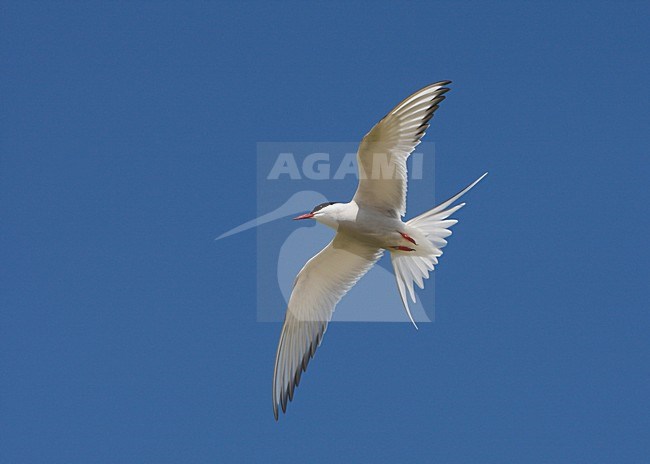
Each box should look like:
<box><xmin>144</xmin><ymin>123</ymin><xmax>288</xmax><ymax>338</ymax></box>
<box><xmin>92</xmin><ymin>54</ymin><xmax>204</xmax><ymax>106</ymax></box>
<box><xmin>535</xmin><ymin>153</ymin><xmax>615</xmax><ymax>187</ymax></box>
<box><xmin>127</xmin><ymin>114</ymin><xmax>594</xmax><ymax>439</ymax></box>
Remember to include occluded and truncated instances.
<box><xmin>273</xmin><ymin>81</ymin><xmax>487</xmax><ymax>420</ymax></box>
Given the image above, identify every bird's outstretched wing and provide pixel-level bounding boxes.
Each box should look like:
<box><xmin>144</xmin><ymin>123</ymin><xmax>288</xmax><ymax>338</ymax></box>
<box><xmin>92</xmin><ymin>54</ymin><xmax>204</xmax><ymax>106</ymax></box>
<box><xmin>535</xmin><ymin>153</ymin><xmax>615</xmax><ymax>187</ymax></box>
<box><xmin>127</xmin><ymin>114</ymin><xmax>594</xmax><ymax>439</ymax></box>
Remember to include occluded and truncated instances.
<box><xmin>353</xmin><ymin>81</ymin><xmax>451</xmax><ymax>217</ymax></box>
<box><xmin>273</xmin><ymin>234</ymin><xmax>383</xmax><ymax>419</ymax></box>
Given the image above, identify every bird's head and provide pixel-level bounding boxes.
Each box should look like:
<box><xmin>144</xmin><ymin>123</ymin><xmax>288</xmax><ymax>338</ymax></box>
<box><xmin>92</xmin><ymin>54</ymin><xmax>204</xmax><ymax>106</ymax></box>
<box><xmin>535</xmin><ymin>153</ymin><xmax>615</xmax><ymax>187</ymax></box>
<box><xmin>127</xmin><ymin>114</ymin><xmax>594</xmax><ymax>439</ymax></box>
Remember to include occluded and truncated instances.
<box><xmin>293</xmin><ymin>201</ymin><xmax>341</xmax><ymax>226</ymax></box>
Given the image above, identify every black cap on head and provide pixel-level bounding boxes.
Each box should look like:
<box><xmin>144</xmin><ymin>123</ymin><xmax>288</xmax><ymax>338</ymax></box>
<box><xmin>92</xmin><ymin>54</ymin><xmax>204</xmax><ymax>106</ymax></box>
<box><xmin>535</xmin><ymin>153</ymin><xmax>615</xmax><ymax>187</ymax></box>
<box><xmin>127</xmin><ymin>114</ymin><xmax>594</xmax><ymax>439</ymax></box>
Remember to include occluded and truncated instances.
<box><xmin>310</xmin><ymin>202</ymin><xmax>339</xmax><ymax>214</ymax></box>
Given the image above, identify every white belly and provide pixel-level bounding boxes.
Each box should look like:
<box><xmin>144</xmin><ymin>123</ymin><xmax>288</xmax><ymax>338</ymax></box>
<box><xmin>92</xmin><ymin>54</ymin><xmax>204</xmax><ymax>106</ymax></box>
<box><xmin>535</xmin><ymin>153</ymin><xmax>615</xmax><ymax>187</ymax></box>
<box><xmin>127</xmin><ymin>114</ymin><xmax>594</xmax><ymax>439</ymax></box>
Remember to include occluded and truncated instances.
<box><xmin>338</xmin><ymin>207</ymin><xmax>407</xmax><ymax>248</ymax></box>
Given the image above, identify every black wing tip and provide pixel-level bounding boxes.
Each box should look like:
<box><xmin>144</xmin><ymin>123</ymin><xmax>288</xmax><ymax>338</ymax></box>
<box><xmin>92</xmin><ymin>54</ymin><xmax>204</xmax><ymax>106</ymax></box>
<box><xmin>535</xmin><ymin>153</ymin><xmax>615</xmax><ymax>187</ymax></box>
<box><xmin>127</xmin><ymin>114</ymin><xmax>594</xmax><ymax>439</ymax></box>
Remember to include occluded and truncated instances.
<box><xmin>272</xmin><ymin>337</ymin><xmax>321</xmax><ymax>421</ymax></box>
<box><xmin>429</xmin><ymin>81</ymin><xmax>452</xmax><ymax>97</ymax></box>
<box><xmin>415</xmin><ymin>81</ymin><xmax>452</xmax><ymax>99</ymax></box>
<box><xmin>416</xmin><ymin>80</ymin><xmax>451</xmax><ymax>94</ymax></box>
<box><xmin>272</xmin><ymin>392</ymin><xmax>288</xmax><ymax>421</ymax></box>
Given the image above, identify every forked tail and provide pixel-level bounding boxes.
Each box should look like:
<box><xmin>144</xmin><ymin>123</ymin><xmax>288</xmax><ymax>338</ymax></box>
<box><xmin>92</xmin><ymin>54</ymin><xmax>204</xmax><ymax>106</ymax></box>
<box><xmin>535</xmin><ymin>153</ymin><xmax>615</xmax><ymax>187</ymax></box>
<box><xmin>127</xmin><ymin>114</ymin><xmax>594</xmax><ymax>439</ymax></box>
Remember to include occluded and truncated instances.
<box><xmin>390</xmin><ymin>173</ymin><xmax>487</xmax><ymax>328</ymax></box>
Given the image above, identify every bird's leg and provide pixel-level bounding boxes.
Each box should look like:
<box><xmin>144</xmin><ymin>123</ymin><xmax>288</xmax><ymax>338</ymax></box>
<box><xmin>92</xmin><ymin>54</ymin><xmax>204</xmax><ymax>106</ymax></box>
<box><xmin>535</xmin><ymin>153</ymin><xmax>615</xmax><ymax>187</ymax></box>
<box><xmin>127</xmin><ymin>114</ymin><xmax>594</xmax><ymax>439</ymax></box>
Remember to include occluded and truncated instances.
<box><xmin>399</xmin><ymin>231</ymin><xmax>417</xmax><ymax>245</ymax></box>
<box><xmin>391</xmin><ymin>246</ymin><xmax>415</xmax><ymax>252</ymax></box>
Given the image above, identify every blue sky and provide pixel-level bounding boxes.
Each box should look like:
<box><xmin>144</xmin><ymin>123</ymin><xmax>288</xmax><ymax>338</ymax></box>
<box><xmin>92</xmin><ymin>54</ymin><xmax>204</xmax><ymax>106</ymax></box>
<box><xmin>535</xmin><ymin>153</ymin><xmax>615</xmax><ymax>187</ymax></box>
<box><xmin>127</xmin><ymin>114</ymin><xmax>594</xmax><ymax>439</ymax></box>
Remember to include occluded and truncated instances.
<box><xmin>2</xmin><ymin>1</ymin><xmax>649</xmax><ymax>462</ymax></box>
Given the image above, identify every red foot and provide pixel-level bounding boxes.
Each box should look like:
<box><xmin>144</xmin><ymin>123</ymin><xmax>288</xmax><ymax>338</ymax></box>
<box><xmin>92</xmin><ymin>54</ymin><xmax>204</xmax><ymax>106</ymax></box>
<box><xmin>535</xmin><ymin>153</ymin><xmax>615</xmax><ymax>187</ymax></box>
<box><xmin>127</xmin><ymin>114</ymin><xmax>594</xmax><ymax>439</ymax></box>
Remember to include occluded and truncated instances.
<box><xmin>399</xmin><ymin>232</ymin><xmax>417</xmax><ymax>245</ymax></box>
<box><xmin>392</xmin><ymin>246</ymin><xmax>415</xmax><ymax>252</ymax></box>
